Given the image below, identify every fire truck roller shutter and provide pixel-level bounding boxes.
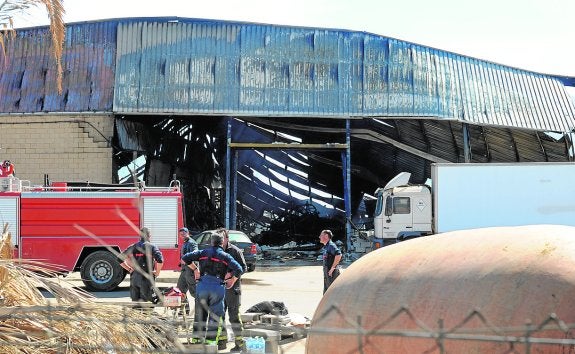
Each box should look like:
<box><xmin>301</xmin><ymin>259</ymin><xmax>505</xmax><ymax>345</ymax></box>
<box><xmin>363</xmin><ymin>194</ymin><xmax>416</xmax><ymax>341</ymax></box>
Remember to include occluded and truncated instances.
<box><xmin>0</xmin><ymin>197</ymin><xmax>18</xmax><ymax>246</ymax></box>
<box><xmin>80</xmin><ymin>250</ymin><xmax>126</xmax><ymax>291</ymax></box>
<box><xmin>142</xmin><ymin>196</ymin><xmax>179</xmax><ymax>248</ymax></box>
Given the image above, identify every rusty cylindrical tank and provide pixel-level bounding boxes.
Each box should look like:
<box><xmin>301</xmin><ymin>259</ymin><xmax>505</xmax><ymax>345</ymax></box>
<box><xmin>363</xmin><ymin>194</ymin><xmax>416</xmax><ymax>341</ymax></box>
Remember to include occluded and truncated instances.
<box><xmin>307</xmin><ymin>225</ymin><xmax>575</xmax><ymax>353</ymax></box>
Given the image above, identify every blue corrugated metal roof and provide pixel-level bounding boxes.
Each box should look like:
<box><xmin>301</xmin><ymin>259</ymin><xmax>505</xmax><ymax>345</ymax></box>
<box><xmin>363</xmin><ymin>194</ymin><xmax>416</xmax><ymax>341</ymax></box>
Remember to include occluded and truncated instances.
<box><xmin>2</xmin><ymin>17</ymin><xmax>575</xmax><ymax>133</ymax></box>
<box><xmin>113</xmin><ymin>18</ymin><xmax>575</xmax><ymax>132</ymax></box>
<box><xmin>0</xmin><ymin>21</ymin><xmax>116</xmax><ymax>112</ymax></box>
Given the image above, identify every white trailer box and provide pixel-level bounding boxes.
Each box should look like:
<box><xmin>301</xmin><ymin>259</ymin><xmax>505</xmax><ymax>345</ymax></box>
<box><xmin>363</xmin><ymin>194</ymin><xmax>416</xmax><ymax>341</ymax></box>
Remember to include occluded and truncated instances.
<box><xmin>432</xmin><ymin>162</ymin><xmax>575</xmax><ymax>233</ymax></box>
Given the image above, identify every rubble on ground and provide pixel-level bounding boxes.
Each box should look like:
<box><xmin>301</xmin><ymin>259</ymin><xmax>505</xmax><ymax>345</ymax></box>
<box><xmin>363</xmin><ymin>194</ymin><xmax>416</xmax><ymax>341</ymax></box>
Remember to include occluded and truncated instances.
<box><xmin>259</xmin><ymin>239</ymin><xmax>370</xmax><ymax>264</ymax></box>
<box><xmin>259</xmin><ymin>242</ymin><xmax>321</xmax><ymax>263</ymax></box>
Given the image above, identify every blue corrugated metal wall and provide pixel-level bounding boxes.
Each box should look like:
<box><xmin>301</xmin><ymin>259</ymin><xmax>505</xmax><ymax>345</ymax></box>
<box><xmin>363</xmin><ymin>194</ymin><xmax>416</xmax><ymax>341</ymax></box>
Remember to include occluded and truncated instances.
<box><xmin>2</xmin><ymin>17</ymin><xmax>574</xmax><ymax>133</ymax></box>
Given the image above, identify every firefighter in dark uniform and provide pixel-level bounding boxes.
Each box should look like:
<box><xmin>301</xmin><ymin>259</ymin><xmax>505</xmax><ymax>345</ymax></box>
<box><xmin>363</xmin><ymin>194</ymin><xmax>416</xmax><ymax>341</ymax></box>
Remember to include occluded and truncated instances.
<box><xmin>319</xmin><ymin>229</ymin><xmax>342</xmax><ymax>294</ymax></box>
<box><xmin>120</xmin><ymin>227</ymin><xmax>164</xmax><ymax>307</ymax></box>
<box><xmin>176</xmin><ymin>227</ymin><xmax>198</xmax><ymax>314</ymax></box>
<box><xmin>182</xmin><ymin>231</ymin><xmax>243</xmax><ymax>350</ymax></box>
<box><xmin>220</xmin><ymin>228</ymin><xmax>248</xmax><ymax>352</ymax></box>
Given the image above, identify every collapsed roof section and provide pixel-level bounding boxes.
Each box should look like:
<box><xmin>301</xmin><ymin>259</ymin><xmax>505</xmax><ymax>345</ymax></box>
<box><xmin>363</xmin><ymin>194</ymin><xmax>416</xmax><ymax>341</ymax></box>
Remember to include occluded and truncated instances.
<box><xmin>115</xmin><ymin>115</ymin><xmax>572</xmax><ymax>236</ymax></box>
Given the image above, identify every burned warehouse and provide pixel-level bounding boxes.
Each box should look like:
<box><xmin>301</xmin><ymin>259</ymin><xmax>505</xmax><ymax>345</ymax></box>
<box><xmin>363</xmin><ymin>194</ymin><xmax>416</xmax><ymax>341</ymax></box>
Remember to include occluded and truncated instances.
<box><xmin>1</xmin><ymin>17</ymin><xmax>575</xmax><ymax>247</ymax></box>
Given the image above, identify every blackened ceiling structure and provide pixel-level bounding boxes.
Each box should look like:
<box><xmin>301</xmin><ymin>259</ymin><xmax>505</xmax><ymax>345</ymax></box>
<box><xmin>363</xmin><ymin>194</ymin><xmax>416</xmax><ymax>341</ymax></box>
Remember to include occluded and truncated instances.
<box><xmin>1</xmin><ymin>17</ymin><xmax>575</xmax><ymax>239</ymax></box>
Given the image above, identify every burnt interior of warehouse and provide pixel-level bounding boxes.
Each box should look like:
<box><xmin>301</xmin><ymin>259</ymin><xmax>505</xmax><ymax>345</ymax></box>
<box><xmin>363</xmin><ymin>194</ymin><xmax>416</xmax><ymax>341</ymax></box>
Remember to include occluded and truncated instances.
<box><xmin>112</xmin><ymin>115</ymin><xmax>573</xmax><ymax>247</ymax></box>
<box><xmin>2</xmin><ymin>18</ymin><xmax>575</xmax><ymax>250</ymax></box>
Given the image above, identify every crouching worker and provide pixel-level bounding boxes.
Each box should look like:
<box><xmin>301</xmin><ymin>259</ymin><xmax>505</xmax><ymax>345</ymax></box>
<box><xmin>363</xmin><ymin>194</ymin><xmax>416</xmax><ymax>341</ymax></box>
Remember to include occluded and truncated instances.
<box><xmin>120</xmin><ymin>227</ymin><xmax>164</xmax><ymax>310</ymax></box>
<box><xmin>182</xmin><ymin>231</ymin><xmax>243</xmax><ymax>351</ymax></box>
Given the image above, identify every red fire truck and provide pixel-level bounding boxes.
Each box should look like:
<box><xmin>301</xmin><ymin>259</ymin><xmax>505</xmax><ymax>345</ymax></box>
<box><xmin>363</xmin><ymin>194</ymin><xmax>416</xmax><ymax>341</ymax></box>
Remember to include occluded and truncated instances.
<box><xmin>0</xmin><ymin>177</ymin><xmax>184</xmax><ymax>291</ymax></box>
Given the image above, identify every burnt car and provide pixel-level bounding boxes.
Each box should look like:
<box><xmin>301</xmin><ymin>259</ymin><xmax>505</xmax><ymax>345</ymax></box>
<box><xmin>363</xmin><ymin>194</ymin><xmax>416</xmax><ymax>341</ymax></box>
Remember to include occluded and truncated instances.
<box><xmin>193</xmin><ymin>229</ymin><xmax>258</xmax><ymax>272</ymax></box>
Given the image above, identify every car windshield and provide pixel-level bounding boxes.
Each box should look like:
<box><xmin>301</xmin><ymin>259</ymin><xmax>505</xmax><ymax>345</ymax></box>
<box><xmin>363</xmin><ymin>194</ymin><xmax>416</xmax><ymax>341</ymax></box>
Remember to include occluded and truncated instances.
<box><xmin>228</xmin><ymin>231</ymin><xmax>251</xmax><ymax>243</ymax></box>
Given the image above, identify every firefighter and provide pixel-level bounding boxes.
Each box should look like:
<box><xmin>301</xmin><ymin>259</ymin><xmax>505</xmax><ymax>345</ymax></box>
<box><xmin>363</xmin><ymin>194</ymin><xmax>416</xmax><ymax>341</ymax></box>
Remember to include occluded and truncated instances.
<box><xmin>319</xmin><ymin>229</ymin><xmax>342</xmax><ymax>294</ymax></box>
<box><xmin>0</xmin><ymin>160</ymin><xmax>15</xmax><ymax>191</ymax></box>
<box><xmin>120</xmin><ymin>227</ymin><xmax>164</xmax><ymax>308</ymax></box>
<box><xmin>0</xmin><ymin>160</ymin><xmax>14</xmax><ymax>177</ymax></box>
<box><xmin>176</xmin><ymin>227</ymin><xmax>198</xmax><ymax>315</ymax></box>
<box><xmin>219</xmin><ymin>228</ymin><xmax>248</xmax><ymax>352</ymax></box>
<box><xmin>182</xmin><ymin>231</ymin><xmax>243</xmax><ymax>350</ymax></box>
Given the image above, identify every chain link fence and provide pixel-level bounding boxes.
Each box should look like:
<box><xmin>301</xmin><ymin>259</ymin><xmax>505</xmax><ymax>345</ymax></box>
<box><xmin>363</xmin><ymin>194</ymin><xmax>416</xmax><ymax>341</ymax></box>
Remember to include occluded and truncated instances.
<box><xmin>308</xmin><ymin>304</ymin><xmax>575</xmax><ymax>354</ymax></box>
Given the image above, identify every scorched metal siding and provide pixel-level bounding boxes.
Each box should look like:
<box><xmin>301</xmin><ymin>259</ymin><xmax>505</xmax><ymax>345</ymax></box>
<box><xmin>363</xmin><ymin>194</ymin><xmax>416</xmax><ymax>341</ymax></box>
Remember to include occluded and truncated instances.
<box><xmin>113</xmin><ymin>18</ymin><xmax>575</xmax><ymax>132</ymax></box>
<box><xmin>0</xmin><ymin>21</ymin><xmax>116</xmax><ymax>113</ymax></box>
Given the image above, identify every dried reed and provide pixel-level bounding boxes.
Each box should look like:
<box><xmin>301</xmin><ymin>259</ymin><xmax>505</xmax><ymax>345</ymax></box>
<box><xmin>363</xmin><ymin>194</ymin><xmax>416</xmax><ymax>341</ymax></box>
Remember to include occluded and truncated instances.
<box><xmin>0</xmin><ymin>223</ymin><xmax>185</xmax><ymax>353</ymax></box>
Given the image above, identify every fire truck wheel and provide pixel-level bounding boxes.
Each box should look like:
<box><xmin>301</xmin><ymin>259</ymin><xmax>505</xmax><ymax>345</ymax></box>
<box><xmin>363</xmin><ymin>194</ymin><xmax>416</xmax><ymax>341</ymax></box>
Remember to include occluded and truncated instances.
<box><xmin>80</xmin><ymin>251</ymin><xmax>125</xmax><ymax>291</ymax></box>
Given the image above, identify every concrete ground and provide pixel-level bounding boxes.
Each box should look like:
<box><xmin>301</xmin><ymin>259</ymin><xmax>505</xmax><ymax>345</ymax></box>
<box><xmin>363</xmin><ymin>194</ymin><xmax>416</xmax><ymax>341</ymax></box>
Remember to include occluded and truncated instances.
<box><xmin>67</xmin><ymin>259</ymin><xmax>326</xmax><ymax>353</ymax></box>
<box><xmin>159</xmin><ymin>261</ymin><xmax>320</xmax><ymax>353</ymax></box>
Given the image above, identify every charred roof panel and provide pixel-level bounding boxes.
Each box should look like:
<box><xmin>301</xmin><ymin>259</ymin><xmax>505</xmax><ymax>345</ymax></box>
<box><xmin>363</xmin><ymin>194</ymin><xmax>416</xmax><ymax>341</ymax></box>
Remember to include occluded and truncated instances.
<box><xmin>0</xmin><ymin>21</ymin><xmax>116</xmax><ymax>113</ymax></box>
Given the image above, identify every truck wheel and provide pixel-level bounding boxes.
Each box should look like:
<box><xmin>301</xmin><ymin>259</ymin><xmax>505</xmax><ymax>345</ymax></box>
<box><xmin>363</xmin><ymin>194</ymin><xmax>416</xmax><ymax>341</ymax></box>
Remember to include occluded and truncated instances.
<box><xmin>80</xmin><ymin>251</ymin><xmax>125</xmax><ymax>291</ymax></box>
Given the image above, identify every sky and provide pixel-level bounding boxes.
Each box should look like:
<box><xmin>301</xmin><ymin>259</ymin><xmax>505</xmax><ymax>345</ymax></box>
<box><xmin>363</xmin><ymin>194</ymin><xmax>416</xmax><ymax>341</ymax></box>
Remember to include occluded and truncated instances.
<box><xmin>10</xmin><ymin>0</ymin><xmax>575</xmax><ymax>77</ymax></box>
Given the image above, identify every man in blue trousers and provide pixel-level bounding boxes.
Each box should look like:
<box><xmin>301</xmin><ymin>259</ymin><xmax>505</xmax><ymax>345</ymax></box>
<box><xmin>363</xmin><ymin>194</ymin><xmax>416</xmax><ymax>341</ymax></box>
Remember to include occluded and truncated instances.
<box><xmin>182</xmin><ymin>231</ymin><xmax>243</xmax><ymax>350</ymax></box>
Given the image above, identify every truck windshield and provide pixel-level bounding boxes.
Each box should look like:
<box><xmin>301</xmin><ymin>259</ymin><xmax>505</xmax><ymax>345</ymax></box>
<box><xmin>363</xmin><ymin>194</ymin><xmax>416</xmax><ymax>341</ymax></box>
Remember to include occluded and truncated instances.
<box><xmin>375</xmin><ymin>193</ymin><xmax>384</xmax><ymax>216</ymax></box>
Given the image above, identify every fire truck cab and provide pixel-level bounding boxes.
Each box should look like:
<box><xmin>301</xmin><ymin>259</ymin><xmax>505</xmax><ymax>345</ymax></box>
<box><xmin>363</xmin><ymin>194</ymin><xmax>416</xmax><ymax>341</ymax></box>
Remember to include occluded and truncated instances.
<box><xmin>0</xmin><ymin>176</ymin><xmax>184</xmax><ymax>291</ymax></box>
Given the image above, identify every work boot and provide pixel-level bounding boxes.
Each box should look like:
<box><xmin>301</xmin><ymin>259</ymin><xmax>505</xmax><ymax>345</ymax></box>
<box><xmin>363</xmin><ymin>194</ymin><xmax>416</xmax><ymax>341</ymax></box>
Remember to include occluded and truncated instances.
<box><xmin>217</xmin><ymin>340</ymin><xmax>227</xmax><ymax>351</ymax></box>
<box><xmin>230</xmin><ymin>344</ymin><xmax>244</xmax><ymax>352</ymax></box>
<box><xmin>189</xmin><ymin>337</ymin><xmax>204</xmax><ymax>344</ymax></box>
<box><xmin>230</xmin><ymin>338</ymin><xmax>246</xmax><ymax>352</ymax></box>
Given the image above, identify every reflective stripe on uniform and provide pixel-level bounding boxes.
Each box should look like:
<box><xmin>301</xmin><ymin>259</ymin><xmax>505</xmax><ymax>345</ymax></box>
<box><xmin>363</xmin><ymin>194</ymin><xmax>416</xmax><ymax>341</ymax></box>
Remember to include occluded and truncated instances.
<box><xmin>199</xmin><ymin>256</ymin><xmax>229</xmax><ymax>266</ymax></box>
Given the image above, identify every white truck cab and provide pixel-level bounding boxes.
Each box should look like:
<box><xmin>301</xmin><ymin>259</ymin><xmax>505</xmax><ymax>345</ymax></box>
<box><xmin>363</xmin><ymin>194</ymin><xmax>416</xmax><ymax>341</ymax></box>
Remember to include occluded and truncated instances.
<box><xmin>373</xmin><ymin>172</ymin><xmax>432</xmax><ymax>248</ymax></box>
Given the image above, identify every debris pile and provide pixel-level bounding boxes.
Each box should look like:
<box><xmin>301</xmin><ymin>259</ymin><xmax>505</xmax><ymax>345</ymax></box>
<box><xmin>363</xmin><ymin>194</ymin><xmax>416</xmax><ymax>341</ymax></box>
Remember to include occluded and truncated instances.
<box><xmin>242</xmin><ymin>300</ymin><xmax>310</xmax><ymax>347</ymax></box>
<box><xmin>259</xmin><ymin>242</ymin><xmax>321</xmax><ymax>263</ymax></box>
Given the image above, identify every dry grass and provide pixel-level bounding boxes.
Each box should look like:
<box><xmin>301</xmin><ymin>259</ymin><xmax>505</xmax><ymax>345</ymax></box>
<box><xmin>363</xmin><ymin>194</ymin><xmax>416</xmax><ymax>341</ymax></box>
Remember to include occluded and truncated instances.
<box><xmin>0</xmin><ymin>223</ymin><xmax>185</xmax><ymax>353</ymax></box>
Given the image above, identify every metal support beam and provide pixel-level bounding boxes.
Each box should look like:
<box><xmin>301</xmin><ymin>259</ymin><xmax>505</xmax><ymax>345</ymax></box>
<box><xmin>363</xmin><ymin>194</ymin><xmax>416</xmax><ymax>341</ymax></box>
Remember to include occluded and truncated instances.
<box><xmin>230</xmin><ymin>142</ymin><xmax>348</xmax><ymax>150</ymax></box>
<box><xmin>243</xmin><ymin>116</ymin><xmax>450</xmax><ymax>162</ymax></box>
<box><xmin>535</xmin><ymin>131</ymin><xmax>548</xmax><ymax>162</ymax></box>
<box><xmin>462</xmin><ymin>123</ymin><xmax>471</xmax><ymax>162</ymax></box>
<box><xmin>448</xmin><ymin>121</ymin><xmax>461</xmax><ymax>160</ymax></box>
<box><xmin>225</xmin><ymin>118</ymin><xmax>232</xmax><ymax>229</ymax></box>
<box><xmin>344</xmin><ymin>119</ymin><xmax>352</xmax><ymax>253</ymax></box>
<box><xmin>507</xmin><ymin>128</ymin><xmax>520</xmax><ymax>161</ymax></box>
<box><xmin>352</xmin><ymin>129</ymin><xmax>451</xmax><ymax>163</ymax></box>
<box><xmin>481</xmin><ymin>126</ymin><xmax>492</xmax><ymax>162</ymax></box>
<box><xmin>232</xmin><ymin>149</ymin><xmax>238</xmax><ymax>229</ymax></box>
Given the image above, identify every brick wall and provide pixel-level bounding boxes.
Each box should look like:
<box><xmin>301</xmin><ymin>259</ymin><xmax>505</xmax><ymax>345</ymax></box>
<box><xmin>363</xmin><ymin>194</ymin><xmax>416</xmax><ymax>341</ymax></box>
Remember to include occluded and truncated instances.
<box><xmin>0</xmin><ymin>114</ymin><xmax>114</xmax><ymax>185</ymax></box>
